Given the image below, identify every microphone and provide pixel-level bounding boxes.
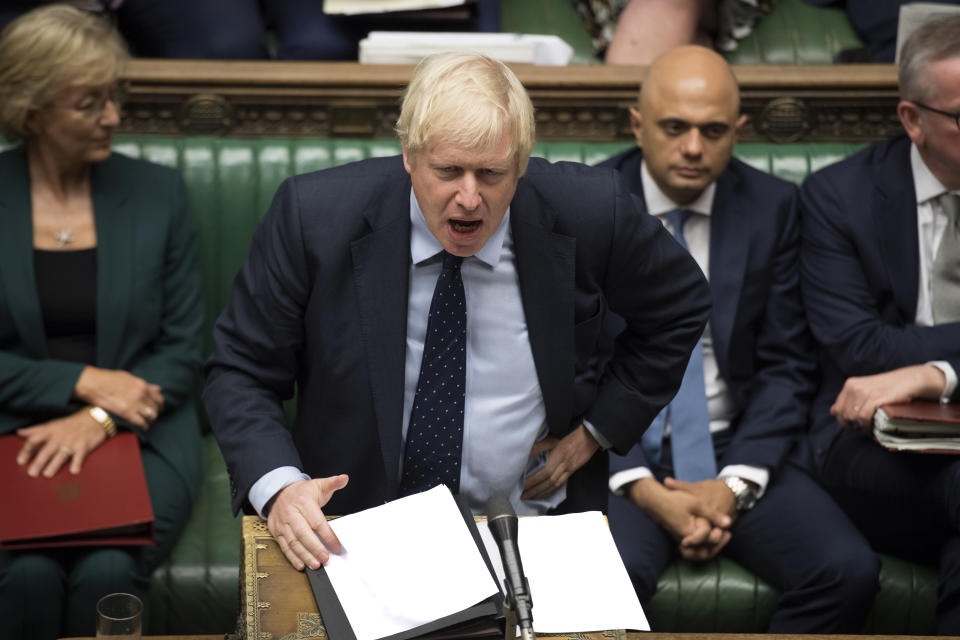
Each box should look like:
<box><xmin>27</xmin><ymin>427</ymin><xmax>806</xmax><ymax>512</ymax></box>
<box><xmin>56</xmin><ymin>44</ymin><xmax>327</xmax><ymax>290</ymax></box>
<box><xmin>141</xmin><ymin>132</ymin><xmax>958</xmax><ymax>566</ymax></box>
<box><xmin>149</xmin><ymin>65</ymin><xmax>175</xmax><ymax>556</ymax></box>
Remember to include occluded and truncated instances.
<box><xmin>486</xmin><ymin>494</ymin><xmax>535</xmax><ymax>640</ymax></box>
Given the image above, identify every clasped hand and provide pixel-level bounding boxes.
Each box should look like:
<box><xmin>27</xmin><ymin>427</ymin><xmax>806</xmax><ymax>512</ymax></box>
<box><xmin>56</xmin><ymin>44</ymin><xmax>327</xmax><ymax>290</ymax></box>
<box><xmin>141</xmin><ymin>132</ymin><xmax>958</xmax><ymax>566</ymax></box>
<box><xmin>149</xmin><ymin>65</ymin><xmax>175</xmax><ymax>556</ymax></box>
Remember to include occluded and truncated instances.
<box><xmin>74</xmin><ymin>365</ymin><xmax>164</xmax><ymax>430</ymax></box>
<box><xmin>631</xmin><ymin>477</ymin><xmax>735</xmax><ymax>561</ymax></box>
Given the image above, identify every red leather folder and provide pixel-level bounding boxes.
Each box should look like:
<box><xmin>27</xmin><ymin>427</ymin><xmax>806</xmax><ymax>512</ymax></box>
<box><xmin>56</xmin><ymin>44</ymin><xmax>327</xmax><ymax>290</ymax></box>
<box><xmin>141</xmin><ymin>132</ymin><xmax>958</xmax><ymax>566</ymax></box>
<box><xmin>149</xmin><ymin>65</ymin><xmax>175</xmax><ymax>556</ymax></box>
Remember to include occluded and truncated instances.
<box><xmin>881</xmin><ymin>401</ymin><xmax>960</xmax><ymax>426</ymax></box>
<box><xmin>874</xmin><ymin>401</ymin><xmax>960</xmax><ymax>454</ymax></box>
<box><xmin>0</xmin><ymin>432</ymin><xmax>155</xmax><ymax>549</ymax></box>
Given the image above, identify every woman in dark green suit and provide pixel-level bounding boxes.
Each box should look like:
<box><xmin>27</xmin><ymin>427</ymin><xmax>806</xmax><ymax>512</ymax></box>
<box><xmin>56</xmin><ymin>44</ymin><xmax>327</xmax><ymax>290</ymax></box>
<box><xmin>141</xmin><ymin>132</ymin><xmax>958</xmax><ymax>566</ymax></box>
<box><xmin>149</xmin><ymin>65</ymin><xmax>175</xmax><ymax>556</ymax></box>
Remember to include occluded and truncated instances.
<box><xmin>0</xmin><ymin>7</ymin><xmax>203</xmax><ymax>638</ymax></box>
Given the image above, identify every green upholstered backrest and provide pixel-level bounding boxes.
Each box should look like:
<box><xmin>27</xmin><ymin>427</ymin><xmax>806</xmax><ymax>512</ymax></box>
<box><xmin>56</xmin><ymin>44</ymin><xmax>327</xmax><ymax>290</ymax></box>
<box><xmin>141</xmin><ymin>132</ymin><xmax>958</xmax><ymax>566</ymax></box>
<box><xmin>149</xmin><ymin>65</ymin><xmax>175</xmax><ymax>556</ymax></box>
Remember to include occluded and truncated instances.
<box><xmin>110</xmin><ymin>136</ymin><xmax>865</xmax><ymax>359</ymax></box>
<box><xmin>725</xmin><ymin>0</ymin><xmax>863</xmax><ymax>64</ymax></box>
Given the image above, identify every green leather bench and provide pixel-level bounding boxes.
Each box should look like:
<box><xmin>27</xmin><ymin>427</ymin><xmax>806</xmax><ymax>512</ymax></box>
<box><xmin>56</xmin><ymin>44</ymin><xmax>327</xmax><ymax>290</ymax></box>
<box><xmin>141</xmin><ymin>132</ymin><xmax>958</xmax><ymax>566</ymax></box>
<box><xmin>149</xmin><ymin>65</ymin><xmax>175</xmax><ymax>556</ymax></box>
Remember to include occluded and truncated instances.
<box><xmin>118</xmin><ymin>137</ymin><xmax>935</xmax><ymax>635</ymax></box>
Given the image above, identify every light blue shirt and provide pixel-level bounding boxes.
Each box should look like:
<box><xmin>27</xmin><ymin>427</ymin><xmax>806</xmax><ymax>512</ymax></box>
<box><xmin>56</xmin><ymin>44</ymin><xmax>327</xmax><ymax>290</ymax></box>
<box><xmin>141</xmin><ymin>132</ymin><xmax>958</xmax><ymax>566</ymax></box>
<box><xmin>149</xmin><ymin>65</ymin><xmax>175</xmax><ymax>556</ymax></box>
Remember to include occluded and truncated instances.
<box><xmin>404</xmin><ymin>190</ymin><xmax>564</xmax><ymax>515</ymax></box>
<box><xmin>250</xmin><ymin>189</ymin><xmax>569</xmax><ymax>517</ymax></box>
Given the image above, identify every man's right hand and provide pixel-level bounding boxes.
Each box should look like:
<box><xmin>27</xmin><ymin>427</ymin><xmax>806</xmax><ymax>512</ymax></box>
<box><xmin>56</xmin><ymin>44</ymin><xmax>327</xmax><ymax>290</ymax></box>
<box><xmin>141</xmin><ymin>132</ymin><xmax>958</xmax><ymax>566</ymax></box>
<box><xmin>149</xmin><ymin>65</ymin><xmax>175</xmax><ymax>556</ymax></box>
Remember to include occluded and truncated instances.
<box><xmin>831</xmin><ymin>364</ymin><xmax>947</xmax><ymax>431</ymax></box>
<box><xmin>266</xmin><ymin>475</ymin><xmax>349</xmax><ymax>571</ymax></box>
<box><xmin>628</xmin><ymin>477</ymin><xmax>732</xmax><ymax>561</ymax></box>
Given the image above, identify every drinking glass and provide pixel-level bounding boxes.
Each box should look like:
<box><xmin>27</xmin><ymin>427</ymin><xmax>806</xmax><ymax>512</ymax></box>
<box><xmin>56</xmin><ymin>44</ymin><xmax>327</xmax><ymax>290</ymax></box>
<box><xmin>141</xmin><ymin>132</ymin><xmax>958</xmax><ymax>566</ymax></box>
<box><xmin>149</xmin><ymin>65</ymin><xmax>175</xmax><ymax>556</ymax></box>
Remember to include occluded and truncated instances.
<box><xmin>96</xmin><ymin>592</ymin><xmax>142</xmax><ymax>640</ymax></box>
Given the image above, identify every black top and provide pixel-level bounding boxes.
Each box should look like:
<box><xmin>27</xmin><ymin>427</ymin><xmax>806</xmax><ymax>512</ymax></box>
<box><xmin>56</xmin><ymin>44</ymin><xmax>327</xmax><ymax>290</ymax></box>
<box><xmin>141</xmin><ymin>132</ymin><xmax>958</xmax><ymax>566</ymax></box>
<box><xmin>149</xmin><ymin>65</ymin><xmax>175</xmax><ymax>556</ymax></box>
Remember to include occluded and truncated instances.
<box><xmin>33</xmin><ymin>248</ymin><xmax>97</xmax><ymax>365</ymax></box>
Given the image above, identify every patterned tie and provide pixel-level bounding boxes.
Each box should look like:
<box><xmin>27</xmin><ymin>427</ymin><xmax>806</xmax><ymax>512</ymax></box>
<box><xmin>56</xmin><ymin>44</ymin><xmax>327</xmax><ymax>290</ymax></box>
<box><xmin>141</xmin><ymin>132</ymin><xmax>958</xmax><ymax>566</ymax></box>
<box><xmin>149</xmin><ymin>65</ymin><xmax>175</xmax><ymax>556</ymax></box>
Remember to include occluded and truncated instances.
<box><xmin>400</xmin><ymin>251</ymin><xmax>468</xmax><ymax>496</ymax></box>
<box><xmin>932</xmin><ymin>193</ymin><xmax>960</xmax><ymax>324</ymax></box>
<box><xmin>640</xmin><ymin>209</ymin><xmax>717</xmax><ymax>481</ymax></box>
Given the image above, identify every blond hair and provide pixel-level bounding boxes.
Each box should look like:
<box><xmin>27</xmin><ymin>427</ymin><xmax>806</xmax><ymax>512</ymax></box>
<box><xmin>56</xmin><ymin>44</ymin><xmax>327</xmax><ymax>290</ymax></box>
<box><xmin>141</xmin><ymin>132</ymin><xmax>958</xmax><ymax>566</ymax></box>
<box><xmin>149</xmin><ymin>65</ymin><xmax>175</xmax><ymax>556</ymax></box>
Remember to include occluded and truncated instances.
<box><xmin>396</xmin><ymin>52</ymin><xmax>535</xmax><ymax>174</ymax></box>
<box><xmin>0</xmin><ymin>5</ymin><xmax>128</xmax><ymax>142</ymax></box>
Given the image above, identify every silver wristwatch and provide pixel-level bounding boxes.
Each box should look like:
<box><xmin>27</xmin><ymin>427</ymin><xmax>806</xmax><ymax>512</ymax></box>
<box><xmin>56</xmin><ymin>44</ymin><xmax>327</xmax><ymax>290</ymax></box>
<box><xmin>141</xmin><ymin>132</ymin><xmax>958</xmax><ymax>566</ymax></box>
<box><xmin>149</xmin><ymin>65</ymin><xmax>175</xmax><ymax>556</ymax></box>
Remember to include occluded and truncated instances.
<box><xmin>723</xmin><ymin>476</ymin><xmax>759</xmax><ymax>511</ymax></box>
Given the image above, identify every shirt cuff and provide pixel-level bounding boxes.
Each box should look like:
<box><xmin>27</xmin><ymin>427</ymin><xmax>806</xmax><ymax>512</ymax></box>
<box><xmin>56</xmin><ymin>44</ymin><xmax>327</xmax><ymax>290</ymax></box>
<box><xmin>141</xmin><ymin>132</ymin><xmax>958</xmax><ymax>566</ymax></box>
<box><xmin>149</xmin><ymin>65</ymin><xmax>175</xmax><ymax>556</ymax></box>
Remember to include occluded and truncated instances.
<box><xmin>719</xmin><ymin>465</ymin><xmax>770</xmax><ymax>498</ymax></box>
<box><xmin>582</xmin><ymin>419</ymin><xmax>612</xmax><ymax>450</ymax></box>
<box><xmin>609</xmin><ymin>466</ymin><xmax>654</xmax><ymax>495</ymax></box>
<box><xmin>927</xmin><ymin>361</ymin><xmax>958</xmax><ymax>401</ymax></box>
<box><xmin>249</xmin><ymin>466</ymin><xmax>310</xmax><ymax>518</ymax></box>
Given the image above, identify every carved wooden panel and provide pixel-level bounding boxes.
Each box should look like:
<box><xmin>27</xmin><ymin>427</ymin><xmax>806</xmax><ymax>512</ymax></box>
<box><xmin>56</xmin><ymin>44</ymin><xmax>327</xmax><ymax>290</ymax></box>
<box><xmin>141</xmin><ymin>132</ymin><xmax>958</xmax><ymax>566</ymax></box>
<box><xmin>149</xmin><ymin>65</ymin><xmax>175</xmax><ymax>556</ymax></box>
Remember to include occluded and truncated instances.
<box><xmin>118</xmin><ymin>61</ymin><xmax>900</xmax><ymax>143</ymax></box>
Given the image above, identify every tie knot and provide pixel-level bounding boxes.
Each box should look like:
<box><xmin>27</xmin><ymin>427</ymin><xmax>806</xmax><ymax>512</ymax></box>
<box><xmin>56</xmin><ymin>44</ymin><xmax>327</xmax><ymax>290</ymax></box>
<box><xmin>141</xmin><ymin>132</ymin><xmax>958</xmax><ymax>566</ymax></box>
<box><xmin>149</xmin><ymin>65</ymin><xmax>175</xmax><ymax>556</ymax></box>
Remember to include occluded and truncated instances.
<box><xmin>442</xmin><ymin>251</ymin><xmax>463</xmax><ymax>271</ymax></box>
<box><xmin>664</xmin><ymin>209</ymin><xmax>695</xmax><ymax>251</ymax></box>
<box><xmin>941</xmin><ymin>192</ymin><xmax>960</xmax><ymax>221</ymax></box>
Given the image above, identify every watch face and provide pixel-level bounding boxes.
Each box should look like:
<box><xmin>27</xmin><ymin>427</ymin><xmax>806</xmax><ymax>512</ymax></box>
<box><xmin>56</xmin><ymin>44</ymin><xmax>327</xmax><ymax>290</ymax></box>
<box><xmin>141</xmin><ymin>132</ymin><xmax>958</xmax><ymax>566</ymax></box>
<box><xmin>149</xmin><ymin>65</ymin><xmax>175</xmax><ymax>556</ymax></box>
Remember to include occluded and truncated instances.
<box><xmin>725</xmin><ymin>477</ymin><xmax>758</xmax><ymax>511</ymax></box>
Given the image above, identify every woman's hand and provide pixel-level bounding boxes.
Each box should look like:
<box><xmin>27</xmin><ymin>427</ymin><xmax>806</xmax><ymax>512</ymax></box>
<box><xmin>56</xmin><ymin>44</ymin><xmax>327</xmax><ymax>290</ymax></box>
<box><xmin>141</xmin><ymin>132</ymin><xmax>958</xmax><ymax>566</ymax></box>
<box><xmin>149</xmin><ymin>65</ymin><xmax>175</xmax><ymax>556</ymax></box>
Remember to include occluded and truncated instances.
<box><xmin>74</xmin><ymin>366</ymin><xmax>164</xmax><ymax>430</ymax></box>
<box><xmin>16</xmin><ymin>410</ymin><xmax>108</xmax><ymax>477</ymax></box>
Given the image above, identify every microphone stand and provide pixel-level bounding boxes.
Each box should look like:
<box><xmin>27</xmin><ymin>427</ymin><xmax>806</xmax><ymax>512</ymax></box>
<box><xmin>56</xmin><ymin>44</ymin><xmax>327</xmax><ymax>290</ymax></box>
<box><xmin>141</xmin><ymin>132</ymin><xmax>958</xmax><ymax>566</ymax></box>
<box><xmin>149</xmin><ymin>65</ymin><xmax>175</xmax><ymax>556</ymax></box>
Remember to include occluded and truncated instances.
<box><xmin>486</xmin><ymin>495</ymin><xmax>535</xmax><ymax>640</ymax></box>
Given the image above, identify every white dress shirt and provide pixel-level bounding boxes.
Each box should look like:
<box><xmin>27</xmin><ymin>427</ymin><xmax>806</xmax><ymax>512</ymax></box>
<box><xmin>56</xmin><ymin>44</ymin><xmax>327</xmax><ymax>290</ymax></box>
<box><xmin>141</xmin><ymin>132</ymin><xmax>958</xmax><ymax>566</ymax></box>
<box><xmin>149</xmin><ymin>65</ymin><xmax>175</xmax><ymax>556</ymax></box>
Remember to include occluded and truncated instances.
<box><xmin>609</xmin><ymin>161</ymin><xmax>770</xmax><ymax>498</ymax></box>
<box><xmin>910</xmin><ymin>144</ymin><xmax>958</xmax><ymax>399</ymax></box>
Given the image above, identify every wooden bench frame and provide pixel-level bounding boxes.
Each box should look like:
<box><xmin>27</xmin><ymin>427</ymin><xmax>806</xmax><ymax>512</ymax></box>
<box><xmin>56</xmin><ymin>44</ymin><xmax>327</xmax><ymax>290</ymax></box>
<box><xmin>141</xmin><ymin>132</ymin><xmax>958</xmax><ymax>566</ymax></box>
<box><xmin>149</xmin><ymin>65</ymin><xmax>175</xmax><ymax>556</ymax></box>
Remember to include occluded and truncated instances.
<box><xmin>120</xmin><ymin>61</ymin><xmax>900</xmax><ymax>144</ymax></box>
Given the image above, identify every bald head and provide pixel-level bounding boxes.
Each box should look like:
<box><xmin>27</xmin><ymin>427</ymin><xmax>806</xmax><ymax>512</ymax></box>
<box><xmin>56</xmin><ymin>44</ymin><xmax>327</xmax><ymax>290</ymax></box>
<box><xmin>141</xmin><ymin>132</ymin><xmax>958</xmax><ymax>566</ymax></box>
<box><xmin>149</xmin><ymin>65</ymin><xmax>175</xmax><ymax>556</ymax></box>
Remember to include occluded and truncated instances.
<box><xmin>641</xmin><ymin>45</ymin><xmax>741</xmax><ymax>122</ymax></box>
<box><xmin>630</xmin><ymin>45</ymin><xmax>745</xmax><ymax>205</ymax></box>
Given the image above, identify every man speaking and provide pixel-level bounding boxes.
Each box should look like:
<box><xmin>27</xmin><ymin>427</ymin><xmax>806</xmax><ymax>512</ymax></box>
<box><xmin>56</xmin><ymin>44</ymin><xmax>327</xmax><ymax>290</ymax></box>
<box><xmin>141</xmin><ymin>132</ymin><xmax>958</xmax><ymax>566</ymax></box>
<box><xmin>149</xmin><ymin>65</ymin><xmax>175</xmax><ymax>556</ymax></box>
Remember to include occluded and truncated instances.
<box><xmin>203</xmin><ymin>52</ymin><xmax>710</xmax><ymax>572</ymax></box>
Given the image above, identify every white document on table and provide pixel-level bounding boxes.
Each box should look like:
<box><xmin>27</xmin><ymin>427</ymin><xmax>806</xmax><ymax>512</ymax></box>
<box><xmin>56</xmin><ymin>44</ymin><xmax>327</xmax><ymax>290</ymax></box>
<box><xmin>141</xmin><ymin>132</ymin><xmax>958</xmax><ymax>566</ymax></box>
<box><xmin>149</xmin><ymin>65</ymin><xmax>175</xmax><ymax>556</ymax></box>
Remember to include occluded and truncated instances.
<box><xmin>322</xmin><ymin>485</ymin><xmax>499</xmax><ymax>640</ymax></box>
<box><xmin>478</xmin><ymin>511</ymin><xmax>649</xmax><ymax>633</ymax></box>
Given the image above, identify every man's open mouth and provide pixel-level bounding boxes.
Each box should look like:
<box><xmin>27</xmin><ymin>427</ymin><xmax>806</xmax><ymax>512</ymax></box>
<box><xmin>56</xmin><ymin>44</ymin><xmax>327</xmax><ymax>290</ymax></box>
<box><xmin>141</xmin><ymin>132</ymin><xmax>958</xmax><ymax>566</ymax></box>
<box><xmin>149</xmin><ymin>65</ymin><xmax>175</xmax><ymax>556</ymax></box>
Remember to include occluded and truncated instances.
<box><xmin>450</xmin><ymin>220</ymin><xmax>482</xmax><ymax>233</ymax></box>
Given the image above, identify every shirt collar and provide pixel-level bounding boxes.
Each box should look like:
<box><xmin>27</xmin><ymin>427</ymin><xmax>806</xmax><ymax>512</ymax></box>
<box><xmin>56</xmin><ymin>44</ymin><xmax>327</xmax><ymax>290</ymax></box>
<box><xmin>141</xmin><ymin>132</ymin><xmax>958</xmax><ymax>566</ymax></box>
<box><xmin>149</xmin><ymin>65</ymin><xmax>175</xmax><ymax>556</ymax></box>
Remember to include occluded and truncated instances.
<box><xmin>409</xmin><ymin>187</ymin><xmax>510</xmax><ymax>268</ymax></box>
<box><xmin>640</xmin><ymin>159</ymin><xmax>716</xmax><ymax>217</ymax></box>
<box><xmin>911</xmin><ymin>143</ymin><xmax>958</xmax><ymax>204</ymax></box>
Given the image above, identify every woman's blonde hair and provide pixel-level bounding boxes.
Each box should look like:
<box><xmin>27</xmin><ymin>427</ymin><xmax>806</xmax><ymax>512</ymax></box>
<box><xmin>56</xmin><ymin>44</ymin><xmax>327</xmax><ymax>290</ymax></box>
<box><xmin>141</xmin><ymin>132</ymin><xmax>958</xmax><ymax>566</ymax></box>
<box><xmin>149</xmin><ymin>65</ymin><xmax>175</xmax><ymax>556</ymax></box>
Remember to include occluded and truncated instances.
<box><xmin>396</xmin><ymin>52</ymin><xmax>536</xmax><ymax>174</ymax></box>
<box><xmin>0</xmin><ymin>5</ymin><xmax>128</xmax><ymax>142</ymax></box>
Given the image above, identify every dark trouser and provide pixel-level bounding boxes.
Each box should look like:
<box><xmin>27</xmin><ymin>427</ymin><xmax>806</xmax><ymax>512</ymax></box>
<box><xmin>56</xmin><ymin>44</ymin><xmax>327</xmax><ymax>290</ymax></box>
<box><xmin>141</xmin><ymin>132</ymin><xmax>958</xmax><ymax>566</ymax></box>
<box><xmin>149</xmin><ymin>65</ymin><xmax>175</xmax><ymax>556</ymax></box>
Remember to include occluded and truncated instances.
<box><xmin>0</xmin><ymin>445</ymin><xmax>194</xmax><ymax>640</ymax></box>
<box><xmin>0</xmin><ymin>0</ymin><xmax>267</xmax><ymax>59</ymax></box>
<box><xmin>609</xmin><ymin>453</ymin><xmax>878</xmax><ymax>632</ymax></box>
<box><xmin>820</xmin><ymin>428</ymin><xmax>960</xmax><ymax>634</ymax></box>
<box><xmin>115</xmin><ymin>0</ymin><xmax>267</xmax><ymax>58</ymax></box>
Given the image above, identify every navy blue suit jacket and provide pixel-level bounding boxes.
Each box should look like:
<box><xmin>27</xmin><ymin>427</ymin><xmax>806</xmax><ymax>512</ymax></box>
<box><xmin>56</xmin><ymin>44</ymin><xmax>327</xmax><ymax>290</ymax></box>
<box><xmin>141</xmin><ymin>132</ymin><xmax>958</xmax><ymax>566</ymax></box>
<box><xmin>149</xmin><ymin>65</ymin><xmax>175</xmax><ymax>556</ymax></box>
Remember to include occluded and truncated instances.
<box><xmin>598</xmin><ymin>148</ymin><xmax>816</xmax><ymax>475</ymax></box>
<box><xmin>801</xmin><ymin>134</ymin><xmax>960</xmax><ymax>468</ymax></box>
<box><xmin>204</xmin><ymin>155</ymin><xmax>711</xmax><ymax>516</ymax></box>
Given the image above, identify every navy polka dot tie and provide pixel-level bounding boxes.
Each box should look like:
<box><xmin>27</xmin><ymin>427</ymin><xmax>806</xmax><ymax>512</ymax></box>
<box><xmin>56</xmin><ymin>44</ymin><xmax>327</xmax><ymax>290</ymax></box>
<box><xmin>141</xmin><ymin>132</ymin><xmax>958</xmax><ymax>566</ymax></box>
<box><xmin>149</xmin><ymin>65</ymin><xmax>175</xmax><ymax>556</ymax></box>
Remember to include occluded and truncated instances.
<box><xmin>400</xmin><ymin>251</ymin><xmax>467</xmax><ymax>496</ymax></box>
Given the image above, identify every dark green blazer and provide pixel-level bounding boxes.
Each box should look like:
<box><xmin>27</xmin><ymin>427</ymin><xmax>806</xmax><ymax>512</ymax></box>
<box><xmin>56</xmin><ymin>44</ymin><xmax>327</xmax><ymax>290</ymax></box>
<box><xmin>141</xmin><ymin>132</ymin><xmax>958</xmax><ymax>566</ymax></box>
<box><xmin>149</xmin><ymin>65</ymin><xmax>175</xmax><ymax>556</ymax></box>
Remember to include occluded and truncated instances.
<box><xmin>0</xmin><ymin>148</ymin><xmax>204</xmax><ymax>497</ymax></box>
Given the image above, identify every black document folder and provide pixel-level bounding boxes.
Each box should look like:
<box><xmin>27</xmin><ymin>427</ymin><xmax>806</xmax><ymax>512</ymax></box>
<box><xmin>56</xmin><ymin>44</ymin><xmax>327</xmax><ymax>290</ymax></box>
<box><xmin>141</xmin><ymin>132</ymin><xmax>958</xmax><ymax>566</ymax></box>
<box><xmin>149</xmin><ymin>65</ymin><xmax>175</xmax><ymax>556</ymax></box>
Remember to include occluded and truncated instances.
<box><xmin>307</xmin><ymin>495</ymin><xmax>505</xmax><ymax>640</ymax></box>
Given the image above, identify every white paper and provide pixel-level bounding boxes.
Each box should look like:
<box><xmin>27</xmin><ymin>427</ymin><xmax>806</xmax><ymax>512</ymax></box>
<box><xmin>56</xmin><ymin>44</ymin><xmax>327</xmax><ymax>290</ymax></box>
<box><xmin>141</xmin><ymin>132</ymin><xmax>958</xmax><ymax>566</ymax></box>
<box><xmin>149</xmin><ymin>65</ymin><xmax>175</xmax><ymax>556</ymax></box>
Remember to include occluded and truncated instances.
<box><xmin>478</xmin><ymin>511</ymin><xmax>649</xmax><ymax>633</ymax></box>
<box><xmin>323</xmin><ymin>486</ymin><xmax>499</xmax><ymax>640</ymax></box>
<box><xmin>358</xmin><ymin>32</ymin><xmax>574</xmax><ymax>66</ymax></box>
<box><xmin>324</xmin><ymin>0</ymin><xmax>466</xmax><ymax>15</ymax></box>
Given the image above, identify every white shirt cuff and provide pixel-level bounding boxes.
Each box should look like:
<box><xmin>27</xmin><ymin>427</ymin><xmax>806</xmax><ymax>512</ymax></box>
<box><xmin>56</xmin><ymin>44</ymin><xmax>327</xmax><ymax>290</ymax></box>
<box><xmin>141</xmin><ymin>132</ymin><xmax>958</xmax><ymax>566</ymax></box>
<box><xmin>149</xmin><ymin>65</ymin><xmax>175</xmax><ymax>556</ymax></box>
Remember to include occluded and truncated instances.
<box><xmin>582</xmin><ymin>419</ymin><xmax>612</xmax><ymax>450</ymax></box>
<box><xmin>249</xmin><ymin>466</ymin><xmax>310</xmax><ymax>518</ymax></box>
<box><xmin>609</xmin><ymin>467</ymin><xmax>654</xmax><ymax>495</ymax></box>
<box><xmin>927</xmin><ymin>361</ymin><xmax>957</xmax><ymax>401</ymax></box>
<box><xmin>719</xmin><ymin>465</ymin><xmax>770</xmax><ymax>498</ymax></box>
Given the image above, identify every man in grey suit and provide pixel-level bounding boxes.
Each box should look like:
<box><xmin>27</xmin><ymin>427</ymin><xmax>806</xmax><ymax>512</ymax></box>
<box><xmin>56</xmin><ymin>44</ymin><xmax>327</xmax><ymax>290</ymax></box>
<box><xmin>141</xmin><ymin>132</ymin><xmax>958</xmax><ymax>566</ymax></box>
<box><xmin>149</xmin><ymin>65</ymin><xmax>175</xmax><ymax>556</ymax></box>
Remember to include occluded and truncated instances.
<box><xmin>204</xmin><ymin>52</ymin><xmax>710</xmax><ymax>572</ymax></box>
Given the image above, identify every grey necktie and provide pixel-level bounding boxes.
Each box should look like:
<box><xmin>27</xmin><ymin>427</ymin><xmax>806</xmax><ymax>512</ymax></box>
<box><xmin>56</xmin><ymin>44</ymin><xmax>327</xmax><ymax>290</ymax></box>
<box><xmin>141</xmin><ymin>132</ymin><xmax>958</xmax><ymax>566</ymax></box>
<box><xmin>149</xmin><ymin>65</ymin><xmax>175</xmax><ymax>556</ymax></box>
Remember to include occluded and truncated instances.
<box><xmin>932</xmin><ymin>192</ymin><xmax>960</xmax><ymax>324</ymax></box>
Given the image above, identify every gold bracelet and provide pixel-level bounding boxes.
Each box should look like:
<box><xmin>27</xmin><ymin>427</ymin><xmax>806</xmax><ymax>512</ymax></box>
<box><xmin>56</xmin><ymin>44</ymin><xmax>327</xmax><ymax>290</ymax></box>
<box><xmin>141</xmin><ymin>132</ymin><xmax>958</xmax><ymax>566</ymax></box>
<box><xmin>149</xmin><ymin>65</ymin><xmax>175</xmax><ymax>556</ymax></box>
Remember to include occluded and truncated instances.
<box><xmin>86</xmin><ymin>405</ymin><xmax>117</xmax><ymax>438</ymax></box>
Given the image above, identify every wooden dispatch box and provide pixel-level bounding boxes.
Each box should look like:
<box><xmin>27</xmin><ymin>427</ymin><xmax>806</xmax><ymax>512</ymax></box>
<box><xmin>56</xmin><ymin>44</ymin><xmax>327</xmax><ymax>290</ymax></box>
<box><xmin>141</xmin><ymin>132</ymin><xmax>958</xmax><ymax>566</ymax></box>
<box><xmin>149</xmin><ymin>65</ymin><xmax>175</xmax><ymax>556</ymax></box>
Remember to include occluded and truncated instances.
<box><xmin>239</xmin><ymin>515</ymin><xmax>626</xmax><ymax>640</ymax></box>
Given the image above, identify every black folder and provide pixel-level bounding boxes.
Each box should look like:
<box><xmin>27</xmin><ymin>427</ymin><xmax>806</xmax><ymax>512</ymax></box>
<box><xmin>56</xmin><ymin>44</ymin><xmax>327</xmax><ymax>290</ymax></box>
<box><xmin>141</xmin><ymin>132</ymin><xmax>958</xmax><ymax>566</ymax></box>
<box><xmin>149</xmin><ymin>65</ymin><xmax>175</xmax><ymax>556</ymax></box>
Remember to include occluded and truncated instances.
<box><xmin>307</xmin><ymin>495</ymin><xmax>505</xmax><ymax>640</ymax></box>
